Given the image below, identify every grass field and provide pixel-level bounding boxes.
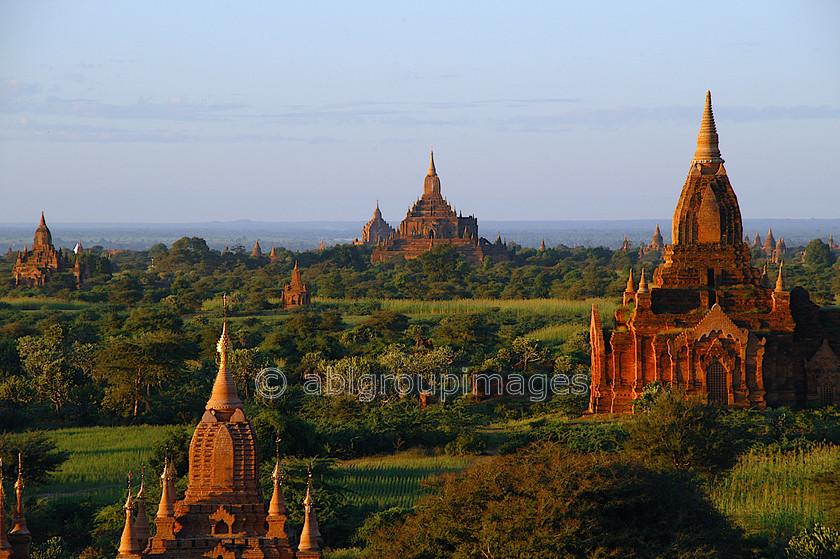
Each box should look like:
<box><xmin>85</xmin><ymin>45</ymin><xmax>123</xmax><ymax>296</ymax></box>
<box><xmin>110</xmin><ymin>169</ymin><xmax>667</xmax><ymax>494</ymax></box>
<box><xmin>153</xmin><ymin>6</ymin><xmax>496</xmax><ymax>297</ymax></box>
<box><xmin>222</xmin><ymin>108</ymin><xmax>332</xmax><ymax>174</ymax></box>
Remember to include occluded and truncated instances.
<box><xmin>315</xmin><ymin>297</ymin><xmax>618</xmax><ymax>318</ymax></box>
<box><xmin>0</xmin><ymin>296</ymin><xmax>93</xmax><ymax>311</ymax></box>
<box><xmin>37</xmin><ymin>425</ymin><xmax>179</xmax><ymax>505</ymax></box>
<box><xmin>337</xmin><ymin>450</ymin><xmax>483</xmax><ymax>510</ymax></box>
<box><xmin>710</xmin><ymin>444</ymin><xmax>840</xmax><ymax>540</ymax></box>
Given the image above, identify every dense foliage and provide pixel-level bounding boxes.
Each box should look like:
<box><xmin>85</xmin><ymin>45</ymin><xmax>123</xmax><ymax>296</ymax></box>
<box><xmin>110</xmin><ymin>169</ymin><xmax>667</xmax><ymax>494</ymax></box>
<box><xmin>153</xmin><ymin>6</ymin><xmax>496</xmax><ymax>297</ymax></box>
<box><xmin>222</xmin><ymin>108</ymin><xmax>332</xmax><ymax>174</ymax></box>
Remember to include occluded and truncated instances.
<box><xmin>361</xmin><ymin>441</ymin><xmax>741</xmax><ymax>559</ymax></box>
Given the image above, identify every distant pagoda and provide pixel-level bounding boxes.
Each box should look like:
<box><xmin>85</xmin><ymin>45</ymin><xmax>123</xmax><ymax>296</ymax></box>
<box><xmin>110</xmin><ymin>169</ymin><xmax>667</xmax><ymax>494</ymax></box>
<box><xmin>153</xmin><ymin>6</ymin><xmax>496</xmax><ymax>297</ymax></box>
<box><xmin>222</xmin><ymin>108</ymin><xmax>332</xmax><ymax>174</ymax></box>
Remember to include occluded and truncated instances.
<box><xmin>369</xmin><ymin>152</ymin><xmax>512</xmax><ymax>264</ymax></box>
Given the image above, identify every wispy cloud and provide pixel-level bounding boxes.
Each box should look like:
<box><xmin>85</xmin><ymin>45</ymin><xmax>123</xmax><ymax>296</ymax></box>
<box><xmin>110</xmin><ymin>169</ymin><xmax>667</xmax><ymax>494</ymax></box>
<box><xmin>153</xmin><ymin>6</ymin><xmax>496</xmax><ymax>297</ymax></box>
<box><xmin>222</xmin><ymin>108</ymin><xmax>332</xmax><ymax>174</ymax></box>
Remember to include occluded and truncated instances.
<box><xmin>2</xmin><ymin>78</ymin><xmax>837</xmax><ymax>143</ymax></box>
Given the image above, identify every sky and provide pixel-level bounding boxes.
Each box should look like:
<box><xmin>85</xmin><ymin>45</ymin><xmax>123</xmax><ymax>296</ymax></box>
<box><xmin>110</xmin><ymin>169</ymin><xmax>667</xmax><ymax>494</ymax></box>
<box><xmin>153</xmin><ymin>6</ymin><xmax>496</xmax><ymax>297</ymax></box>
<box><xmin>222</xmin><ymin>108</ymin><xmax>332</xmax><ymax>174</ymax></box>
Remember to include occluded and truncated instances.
<box><xmin>1</xmin><ymin>1</ymin><xmax>838</xmax><ymax>225</ymax></box>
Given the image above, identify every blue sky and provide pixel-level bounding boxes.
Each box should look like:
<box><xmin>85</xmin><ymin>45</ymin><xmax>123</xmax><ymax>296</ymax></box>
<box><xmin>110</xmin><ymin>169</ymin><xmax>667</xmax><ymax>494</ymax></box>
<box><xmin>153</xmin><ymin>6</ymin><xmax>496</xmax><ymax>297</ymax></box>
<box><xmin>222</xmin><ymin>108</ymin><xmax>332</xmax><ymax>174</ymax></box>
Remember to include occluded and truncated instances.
<box><xmin>1</xmin><ymin>1</ymin><xmax>838</xmax><ymax>224</ymax></box>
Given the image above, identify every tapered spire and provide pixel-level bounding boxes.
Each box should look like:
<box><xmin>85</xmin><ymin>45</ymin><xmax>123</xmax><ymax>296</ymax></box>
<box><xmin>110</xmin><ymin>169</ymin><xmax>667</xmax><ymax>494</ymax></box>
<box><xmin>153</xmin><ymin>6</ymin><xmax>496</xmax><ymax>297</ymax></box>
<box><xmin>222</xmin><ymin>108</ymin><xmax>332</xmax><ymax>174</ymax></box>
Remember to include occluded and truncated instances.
<box><xmin>10</xmin><ymin>453</ymin><xmax>28</xmax><ymax>536</ymax></box>
<box><xmin>692</xmin><ymin>91</ymin><xmax>724</xmax><ymax>164</ymax></box>
<box><xmin>298</xmin><ymin>471</ymin><xmax>322</xmax><ymax>554</ymax></box>
<box><xmin>206</xmin><ymin>316</ymin><xmax>243</xmax><ymax>412</ymax></box>
<box><xmin>626</xmin><ymin>269</ymin><xmax>636</xmax><ymax>292</ymax></box>
<box><xmin>252</xmin><ymin>240</ymin><xmax>263</xmax><ymax>258</ymax></box>
<box><xmin>117</xmin><ymin>472</ymin><xmax>141</xmax><ymax>559</ymax></box>
<box><xmin>775</xmin><ymin>261</ymin><xmax>785</xmax><ymax>292</ymax></box>
<box><xmin>637</xmin><ymin>269</ymin><xmax>649</xmax><ymax>293</ymax></box>
<box><xmin>539</xmin><ymin>239</ymin><xmax>546</xmax><ymax>251</ymax></box>
<box><xmin>7</xmin><ymin>454</ymin><xmax>30</xmax><ymax>559</ymax></box>
<box><xmin>133</xmin><ymin>465</ymin><xmax>150</xmax><ymax>549</ymax></box>
<box><xmin>428</xmin><ymin>150</ymin><xmax>436</xmax><ymax>176</ymax></box>
<box><xmin>156</xmin><ymin>455</ymin><xmax>176</xmax><ymax>518</ymax></box>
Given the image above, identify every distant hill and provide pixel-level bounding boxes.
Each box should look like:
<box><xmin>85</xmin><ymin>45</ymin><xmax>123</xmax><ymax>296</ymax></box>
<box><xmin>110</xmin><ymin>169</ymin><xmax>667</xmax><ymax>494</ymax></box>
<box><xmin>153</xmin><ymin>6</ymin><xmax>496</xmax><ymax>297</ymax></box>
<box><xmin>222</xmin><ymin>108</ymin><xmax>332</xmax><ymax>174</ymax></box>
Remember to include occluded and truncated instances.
<box><xmin>1</xmin><ymin>219</ymin><xmax>838</xmax><ymax>252</ymax></box>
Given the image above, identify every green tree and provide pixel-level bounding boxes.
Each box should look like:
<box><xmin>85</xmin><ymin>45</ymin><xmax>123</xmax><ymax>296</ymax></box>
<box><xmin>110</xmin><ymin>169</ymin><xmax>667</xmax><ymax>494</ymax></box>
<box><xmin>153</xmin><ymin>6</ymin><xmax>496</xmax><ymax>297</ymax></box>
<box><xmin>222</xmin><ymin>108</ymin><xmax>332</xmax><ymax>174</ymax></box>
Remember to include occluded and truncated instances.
<box><xmin>97</xmin><ymin>330</ymin><xmax>194</xmax><ymax>418</ymax></box>
<box><xmin>626</xmin><ymin>384</ymin><xmax>738</xmax><ymax>477</ymax></box>
<box><xmin>362</xmin><ymin>441</ymin><xmax>739</xmax><ymax>559</ymax></box>
<box><xmin>418</xmin><ymin>243</ymin><xmax>461</xmax><ymax>283</ymax></box>
<box><xmin>0</xmin><ymin>431</ymin><xmax>69</xmax><ymax>485</ymax></box>
<box><xmin>510</xmin><ymin>337</ymin><xmax>546</xmax><ymax>372</ymax></box>
<box><xmin>17</xmin><ymin>325</ymin><xmax>84</xmax><ymax>414</ymax></box>
<box><xmin>804</xmin><ymin>239</ymin><xmax>836</xmax><ymax>268</ymax></box>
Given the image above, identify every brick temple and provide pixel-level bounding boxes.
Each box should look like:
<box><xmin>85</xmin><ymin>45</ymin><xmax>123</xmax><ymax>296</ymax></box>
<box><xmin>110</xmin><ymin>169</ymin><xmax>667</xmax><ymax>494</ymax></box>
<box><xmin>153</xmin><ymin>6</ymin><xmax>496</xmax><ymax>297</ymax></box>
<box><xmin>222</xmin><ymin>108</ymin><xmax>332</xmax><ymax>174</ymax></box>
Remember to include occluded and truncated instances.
<box><xmin>590</xmin><ymin>92</ymin><xmax>840</xmax><ymax>413</ymax></box>
<box><xmin>369</xmin><ymin>152</ymin><xmax>512</xmax><ymax>264</ymax></box>
<box><xmin>12</xmin><ymin>213</ymin><xmax>84</xmax><ymax>287</ymax></box>
<box><xmin>281</xmin><ymin>262</ymin><xmax>311</xmax><ymax>309</ymax></box>
<box><xmin>116</xmin><ymin>321</ymin><xmax>323</xmax><ymax>559</ymax></box>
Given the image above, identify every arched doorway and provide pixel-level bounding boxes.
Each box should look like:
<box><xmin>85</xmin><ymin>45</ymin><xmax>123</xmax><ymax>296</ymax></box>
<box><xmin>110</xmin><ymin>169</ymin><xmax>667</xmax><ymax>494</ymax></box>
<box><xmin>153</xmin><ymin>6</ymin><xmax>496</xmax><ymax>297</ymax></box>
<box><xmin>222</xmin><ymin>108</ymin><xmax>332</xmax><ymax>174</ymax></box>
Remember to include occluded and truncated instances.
<box><xmin>706</xmin><ymin>360</ymin><xmax>727</xmax><ymax>404</ymax></box>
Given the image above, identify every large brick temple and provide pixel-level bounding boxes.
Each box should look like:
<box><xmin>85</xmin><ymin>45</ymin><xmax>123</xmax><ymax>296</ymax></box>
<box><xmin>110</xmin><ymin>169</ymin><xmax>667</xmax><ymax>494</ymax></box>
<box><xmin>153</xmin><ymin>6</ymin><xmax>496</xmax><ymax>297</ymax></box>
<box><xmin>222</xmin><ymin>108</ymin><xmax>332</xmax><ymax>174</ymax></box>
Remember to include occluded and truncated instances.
<box><xmin>12</xmin><ymin>213</ymin><xmax>83</xmax><ymax>287</ymax></box>
<box><xmin>369</xmin><ymin>152</ymin><xmax>512</xmax><ymax>264</ymax></box>
<box><xmin>590</xmin><ymin>92</ymin><xmax>840</xmax><ymax>413</ymax></box>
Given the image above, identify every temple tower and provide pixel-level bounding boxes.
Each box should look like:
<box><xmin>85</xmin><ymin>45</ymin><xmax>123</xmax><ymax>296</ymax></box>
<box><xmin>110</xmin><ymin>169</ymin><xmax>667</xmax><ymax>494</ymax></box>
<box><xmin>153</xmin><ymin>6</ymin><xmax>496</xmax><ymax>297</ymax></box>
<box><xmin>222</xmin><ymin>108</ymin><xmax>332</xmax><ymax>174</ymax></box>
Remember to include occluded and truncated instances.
<box><xmin>282</xmin><ymin>261</ymin><xmax>311</xmax><ymax>309</ymax></box>
<box><xmin>589</xmin><ymin>92</ymin><xmax>822</xmax><ymax>414</ymax></box>
<box><xmin>143</xmin><ymin>321</ymin><xmax>296</xmax><ymax>559</ymax></box>
<box><xmin>655</xmin><ymin>91</ymin><xmax>758</xmax><ymax>292</ymax></box>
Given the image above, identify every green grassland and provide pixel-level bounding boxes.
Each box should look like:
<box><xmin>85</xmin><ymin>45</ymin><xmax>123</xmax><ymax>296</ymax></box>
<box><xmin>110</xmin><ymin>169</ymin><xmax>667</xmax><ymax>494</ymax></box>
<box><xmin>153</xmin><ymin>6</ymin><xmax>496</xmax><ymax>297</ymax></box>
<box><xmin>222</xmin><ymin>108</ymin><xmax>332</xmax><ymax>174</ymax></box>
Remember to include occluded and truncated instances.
<box><xmin>336</xmin><ymin>450</ymin><xmax>484</xmax><ymax>509</ymax></box>
<box><xmin>37</xmin><ymin>421</ymin><xmax>840</xmax><ymax>547</ymax></box>
<box><xmin>710</xmin><ymin>444</ymin><xmax>840</xmax><ymax>538</ymax></box>
<box><xmin>37</xmin><ymin>425</ymin><xmax>177</xmax><ymax>505</ymax></box>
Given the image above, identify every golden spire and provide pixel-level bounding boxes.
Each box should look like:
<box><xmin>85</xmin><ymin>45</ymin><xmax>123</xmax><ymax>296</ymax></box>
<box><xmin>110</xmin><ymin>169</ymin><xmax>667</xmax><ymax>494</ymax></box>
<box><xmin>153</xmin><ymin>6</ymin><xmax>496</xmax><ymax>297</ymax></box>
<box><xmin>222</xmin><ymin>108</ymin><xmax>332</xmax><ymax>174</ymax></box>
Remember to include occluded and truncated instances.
<box><xmin>206</xmin><ymin>314</ymin><xmax>243</xmax><ymax>412</ymax></box>
<box><xmin>298</xmin><ymin>471</ymin><xmax>321</xmax><ymax>553</ymax></box>
<box><xmin>117</xmin><ymin>472</ymin><xmax>141</xmax><ymax>558</ymax></box>
<box><xmin>428</xmin><ymin>150</ymin><xmax>436</xmax><ymax>176</ymax></box>
<box><xmin>156</xmin><ymin>456</ymin><xmax>176</xmax><ymax>518</ymax></box>
<box><xmin>775</xmin><ymin>261</ymin><xmax>785</xmax><ymax>292</ymax></box>
<box><xmin>10</xmin><ymin>453</ymin><xmax>28</xmax><ymax>536</ymax></box>
<box><xmin>692</xmin><ymin>91</ymin><xmax>724</xmax><ymax>164</ymax></box>
<box><xmin>539</xmin><ymin>239</ymin><xmax>546</xmax><ymax>251</ymax></box>
<box><xmin>268</xmin><ymin>433</ymin><xmax>287</xmax><ymax>518</ymax></box>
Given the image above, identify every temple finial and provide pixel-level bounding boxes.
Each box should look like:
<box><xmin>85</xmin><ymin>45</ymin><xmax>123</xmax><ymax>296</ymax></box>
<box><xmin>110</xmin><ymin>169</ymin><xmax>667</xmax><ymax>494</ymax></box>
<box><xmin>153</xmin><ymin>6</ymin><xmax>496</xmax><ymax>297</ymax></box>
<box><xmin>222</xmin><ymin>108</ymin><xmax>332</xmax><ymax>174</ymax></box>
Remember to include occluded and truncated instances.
<box><xmin>637</xmin><ymin>268</ymin><xmax>649</xmax><ymax>293</ymax></box>
<box><xmin>692</xmin><ymin>91</ymin><xmax>724</xmax><ymax>164</ymax></box>
<box><xmin>428</xmin><ymin>150</ymin><xmax>436</xmax><ymax>176</ymax></box>
<box><xmin>298</xmin><ymin>470</ymin><xmax>322</xmax><ymax>553</ymax></box>
<box><xmin>775</xmin><ymin>261</ymin><xmax>785</xmax><ymax>292</ymax></box>
<box><xmin>117</xmin><ymin>471</ymin><xmax>141</xmax><ymax>558</ymax></box>
<box><xmin>206</xmin><ymin>310</ymin><xmax>243</xmax><ymax>412</ymax></box>
<box><xmin>626</xmin><ymin>269</ymin><xmax>636</xmax><ymax>292</ymax></box>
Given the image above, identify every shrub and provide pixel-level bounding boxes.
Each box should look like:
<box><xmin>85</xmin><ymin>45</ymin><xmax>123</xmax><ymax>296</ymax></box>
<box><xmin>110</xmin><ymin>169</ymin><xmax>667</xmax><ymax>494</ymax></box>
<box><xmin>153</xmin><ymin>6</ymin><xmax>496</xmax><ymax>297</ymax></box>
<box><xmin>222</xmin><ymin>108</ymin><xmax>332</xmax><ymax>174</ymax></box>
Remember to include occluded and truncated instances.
<box><xmin>444</xmin><ymin>432</ymin><xmax>485</xmax><ymax>456</ymax></box>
